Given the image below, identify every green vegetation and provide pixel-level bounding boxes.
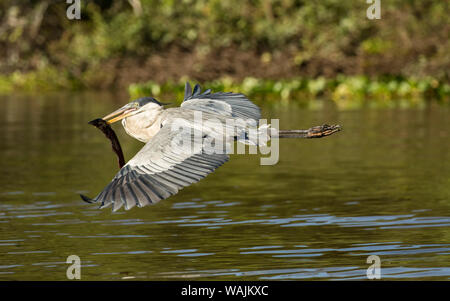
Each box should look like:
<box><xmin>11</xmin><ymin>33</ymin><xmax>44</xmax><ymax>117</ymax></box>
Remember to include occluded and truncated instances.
<box><xmin>0</xmin><ymin>0</ymin><xmax>449</xmax><ymax>104</ymax></box>
<box><xmin>0</xmin><ymin>68</ymin><xmax>83</xmax><ymax>94</ymax></box>
<box><xmin>129</xmin><ymin>76</ymin><xmax>449</xmax><ymax>108</ymax></box>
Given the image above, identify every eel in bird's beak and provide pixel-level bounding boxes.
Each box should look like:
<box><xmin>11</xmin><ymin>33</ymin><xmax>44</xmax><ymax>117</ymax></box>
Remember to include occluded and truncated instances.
<box><xmin>81</xmin><ymin>118</ymin><xmax>126</xmax><ymax>204</ymax></box>
<box><xmin>102</xmin><ymin>103</ymin><xmax>137</xmax><ymax>124</ymax></box>
<box><xmin>87</xmin><ymin>118</ymin><xmax>125</xmax><ymax>169</ymax></box>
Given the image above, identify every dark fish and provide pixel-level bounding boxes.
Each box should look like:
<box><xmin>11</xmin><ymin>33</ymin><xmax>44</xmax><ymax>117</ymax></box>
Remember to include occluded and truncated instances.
<box><xmin>88</xmin><ymin>118</ymin><xmax>126</xmax><ymax>169</ymax></box>
<box><xmin>81</xmin><ymin>118</ymin><xmax>126</xmax><ymax>204</ymax></box>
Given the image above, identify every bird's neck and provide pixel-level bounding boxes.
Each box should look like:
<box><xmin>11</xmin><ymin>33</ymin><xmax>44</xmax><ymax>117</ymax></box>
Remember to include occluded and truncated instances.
<box><xmin>122</xmin><ymin>107</ymin><xmax>163</xmax><ymax>143</ymax></box>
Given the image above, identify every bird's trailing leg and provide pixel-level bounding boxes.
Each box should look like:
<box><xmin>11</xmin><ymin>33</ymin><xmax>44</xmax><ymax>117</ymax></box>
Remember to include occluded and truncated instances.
<box><xmin>273</xmin><ymin>124</ymin><xmax>342</xmax><ymax>138</ymax></box>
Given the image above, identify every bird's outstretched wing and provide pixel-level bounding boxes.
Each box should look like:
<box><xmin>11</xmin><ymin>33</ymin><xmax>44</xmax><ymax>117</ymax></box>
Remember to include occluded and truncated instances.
<box><xmin>88</xmin><ymin>119</ymin><xmax>229</xmax><ymax>211</ymax></box>
<box><xmin>181</xmin><ymin>82</ymin><xmax>261</xmax><ymax>124</ymax></box>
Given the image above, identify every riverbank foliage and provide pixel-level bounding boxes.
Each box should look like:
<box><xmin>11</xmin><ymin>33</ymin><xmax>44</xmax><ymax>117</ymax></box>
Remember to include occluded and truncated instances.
<box><xmin>129</xmin><ymin>76</ymin><xmax>449</xmax><ymax>108</ymax></box>
<box><xmin>0</xmin><ymin>1</ymin><xmax>449</xmax><ymax>103</ymax></box>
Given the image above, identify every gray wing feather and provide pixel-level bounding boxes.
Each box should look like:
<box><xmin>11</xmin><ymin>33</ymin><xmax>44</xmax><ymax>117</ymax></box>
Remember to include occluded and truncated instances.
<box><xmin>91</xmin><ymin>120</ymin><xmax>229</xmax><ymax>211</ymax></box>
<box><xmin>184</xmin><ymin>82</ymin><xmax>192</xmax><ymax>100</ymax></box>
<box><xmin>192</xmin><ymin>84</ymin><xmax>202</xmax><ymax>96</ymax></box>
<box><xmin>182</xmin><ymin>82</ymin><xmax>261</xmax><ymax>124</ymax></box>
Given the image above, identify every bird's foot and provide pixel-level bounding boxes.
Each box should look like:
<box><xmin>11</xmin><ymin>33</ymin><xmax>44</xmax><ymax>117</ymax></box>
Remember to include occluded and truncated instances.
<box><xmin>306</xmin><ymin>124</ymin><xmax>342</xmax><ymax>138</ymax></box>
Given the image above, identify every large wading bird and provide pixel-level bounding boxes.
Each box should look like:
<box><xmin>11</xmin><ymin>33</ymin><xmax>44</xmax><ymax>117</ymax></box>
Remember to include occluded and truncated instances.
<box><xmin>82</xmin><ymin>82</ymin><xmax>341</xmax><ymax>211</ymax></box>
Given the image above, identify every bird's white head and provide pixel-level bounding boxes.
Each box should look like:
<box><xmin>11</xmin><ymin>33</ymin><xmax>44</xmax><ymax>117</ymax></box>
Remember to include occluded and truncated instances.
<box><xmin>102</xmin><ymin>97</ymin><xmax>167</xmax><ymax>142</ymax></box>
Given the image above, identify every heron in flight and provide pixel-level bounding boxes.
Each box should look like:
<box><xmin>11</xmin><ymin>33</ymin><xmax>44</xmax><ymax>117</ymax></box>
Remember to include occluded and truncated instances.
<box><xmin>83</xmin><ymin>82</ymin><xmax>340</xmax><ymax>211</ymax></box>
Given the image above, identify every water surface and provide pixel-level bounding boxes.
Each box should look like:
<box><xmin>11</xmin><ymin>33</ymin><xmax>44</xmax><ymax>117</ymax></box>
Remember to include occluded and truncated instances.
<box><xmin>0</xmin><ymin>92</ymin><xmax>449</xmax><ymax>280</ymax></box>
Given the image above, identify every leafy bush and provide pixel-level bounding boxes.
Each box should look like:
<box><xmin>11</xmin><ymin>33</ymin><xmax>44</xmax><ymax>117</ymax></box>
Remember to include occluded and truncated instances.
<box><xmin>0</xmin><ymin>0</ymin><xmax>448</xmax><ymax>93</ymax></box>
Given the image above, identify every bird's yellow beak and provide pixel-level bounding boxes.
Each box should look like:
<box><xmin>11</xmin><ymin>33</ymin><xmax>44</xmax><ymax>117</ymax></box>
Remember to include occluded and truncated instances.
<box><xmin>102</xmin><ymin>106</ymin><xmax>137</xmax><ymax>124</ymax></box>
